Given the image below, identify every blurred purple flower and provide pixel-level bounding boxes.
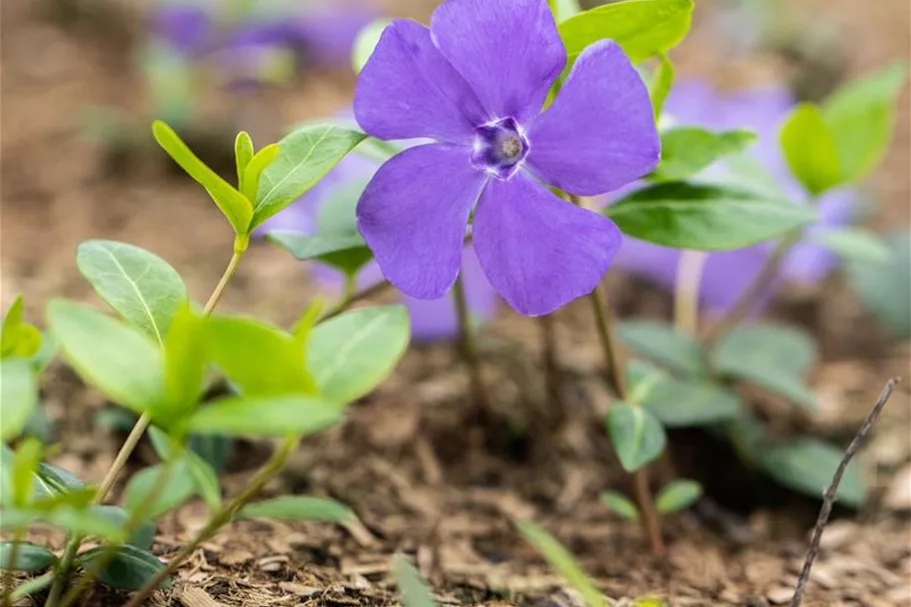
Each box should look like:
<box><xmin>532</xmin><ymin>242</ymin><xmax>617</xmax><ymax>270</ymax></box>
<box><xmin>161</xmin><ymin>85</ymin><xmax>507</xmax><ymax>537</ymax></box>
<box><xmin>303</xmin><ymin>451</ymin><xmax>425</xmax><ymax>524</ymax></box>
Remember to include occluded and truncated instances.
<box><xmin>258</xmin><ymin>143</ymin><xmax>500</xmax><ymax>343</ymax></box>
<box><xmin>610</xmin><ymin>80</ymin><xmax>857</xmax><ymax>314</ymax></box>
<box><xmin>353</xmin><ymin>0</ymin><xmax>659</xmax><ymax>317</ymax></box>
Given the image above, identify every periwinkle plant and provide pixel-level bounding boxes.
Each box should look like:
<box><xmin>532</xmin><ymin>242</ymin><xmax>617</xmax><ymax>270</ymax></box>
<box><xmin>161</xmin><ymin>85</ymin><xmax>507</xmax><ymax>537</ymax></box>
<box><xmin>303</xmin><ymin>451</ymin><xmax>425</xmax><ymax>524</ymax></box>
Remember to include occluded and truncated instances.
<box><xmin>2</xmin><ymin>0</ymin><xmax>906</xmax><ymax>603</ymax></box>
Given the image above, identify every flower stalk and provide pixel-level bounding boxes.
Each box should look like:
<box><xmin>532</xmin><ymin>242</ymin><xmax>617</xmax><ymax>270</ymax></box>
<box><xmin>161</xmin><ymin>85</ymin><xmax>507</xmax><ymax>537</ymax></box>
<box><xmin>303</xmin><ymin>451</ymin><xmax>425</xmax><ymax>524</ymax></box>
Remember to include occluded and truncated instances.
<box><xmin>453</xmin><ymin>276</ymin><xmax>490</xmax><ymax>408</ymax></box>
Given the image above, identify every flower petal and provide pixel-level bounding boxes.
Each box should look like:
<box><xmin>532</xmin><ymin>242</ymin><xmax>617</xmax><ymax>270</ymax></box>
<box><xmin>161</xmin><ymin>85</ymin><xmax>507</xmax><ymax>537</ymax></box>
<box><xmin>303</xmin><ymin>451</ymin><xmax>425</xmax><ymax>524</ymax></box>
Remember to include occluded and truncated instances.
<box><xmin>473</xmin><ymin>174</ymin><xmax>621</xmax><ymax>316</ymax></box>
<box><xmin>430</xmin><ymin>0</ymin><xmax>565</xmax><ymax>124</ymax></box>
<box><xmin>526</xmin><ymin>40</ymin><xmax>659</xmax><ymax>196</ymax></box>
<box><xmin>354</xmin><ymin>19</ymin><xmax>486</xmax><ymax>142</ymax></box>
<box><xmin>356</xmin><ymin>144</ymin><xmax>487</xmax><ymax>299</ymax></box>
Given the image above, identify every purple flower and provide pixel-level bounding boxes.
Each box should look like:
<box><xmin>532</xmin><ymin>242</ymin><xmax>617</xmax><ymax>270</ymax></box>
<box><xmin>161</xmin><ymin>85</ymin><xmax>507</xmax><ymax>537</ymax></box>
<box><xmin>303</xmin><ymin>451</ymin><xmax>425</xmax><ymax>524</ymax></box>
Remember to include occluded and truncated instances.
<box><xmin>151</xmin><ymin>2</ymin><xmax>213</xmax><ymax>55</ymax></box>
<box><xmin>610</xmin><ymin>80</ymin><xmax>857</xmax><ymax>313</ymax></box>
<box><xmin>258</xmin><ymin>147</ymin><xmax>501</xmax><ymax>342</ymax></box>
<box><xmin>353</xmin><ymin>0</ymin><xmax>660</xmax><ymax>317</ymax></box>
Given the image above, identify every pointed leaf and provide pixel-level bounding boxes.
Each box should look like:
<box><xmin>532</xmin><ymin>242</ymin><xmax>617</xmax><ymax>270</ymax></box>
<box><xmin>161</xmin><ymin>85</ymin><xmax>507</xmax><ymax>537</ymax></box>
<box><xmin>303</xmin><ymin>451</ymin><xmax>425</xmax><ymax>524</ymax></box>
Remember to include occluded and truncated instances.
<box><xmin>252</xmin><ymin>125</ymin><xmax>367</xmax><ymax>228</ymax></box>
<box><xmin>77</xmin><ymin>545</ymin><xmax>171</xmax><ymax>591</ymax></box>
<box><xmin>1</xmin><ymin>359</ymin><xmax>37</xmax><ymax>441</ymax></box>
<box><xmin>235</xmin><ymin>131</ymin><xmax>255</xmax><ymax>189</ymax></box>
<box><xmin>239</xmin><ymin>496</ymin><xmax>355</xmax><ymax>523</ymax></box>
<box><xmin>811</xmin><ymin>227</ymin><xmax>892</xmax><ymax>263</ymax></box>
<box><xmin>34</xmin><ymin>463</ymin><xmax>85</xmax><ymax>500</ymax></box>
<box><xmin>515</xmin><ymin>520</ymin><xmax>604</xmax><ymax>607</ymax></box>
<box><xmin>267</xmin><ymin>230</ymin><xmax>371</xmax><ymax>276</ymax></box>
<box><xmin>605</xmin><ymin>183</ymin><xmax>817</xmax><ymax>250</ymax></box>
<box><xmin>649</xmin><ymin>52</ymin><xmax>674</xmax><ymax>119</ymax></box>
<box><xmin>392</xmin><ymin>554</ymin><xmax>437</xmax><ymax>607</ymax></box>
<box><xmin>651</xmin><ymin>127</ymin><xmax>756</xmax><ymax>182</ymax></box>
<box><xmin>152</xmin><ymin>120</ymin><xmax>253</xmax><ymax>234</ymax></box>
<box><xmin>308</xmin><ymin>306</ymin><xmax>410</xmax><ymax>406</ymax></box>
<box><xmin>185</xmin><ymin>394</ymin><xmax>343</xmax><ymax>438</ymax></box>
<box><xmin>0</xmin><ymin>541</ymin><xmax>57</xmax><ymax>571</ymax></box>
<box><xmin>1</xmin><ymin>295</ymin><xmax>42</xmax><ymax>359</ymax></box>
<box><xmin>599</xmin><ymin>491</ymin><xmax>639</xmax><ymax>521</ymax></box>
<box><xmin>47</xmin><ymin>300</ymin><xmax>163</xmax><ymax>415</ymax></box>
<box><xmin>641</xmin><ymin>376</ymin><xmax>742</xmax><ymax>427</ymax></box>
<box><xmin>242</xmin><ymin>143</ymin><xmax>280</xmax><ymax>202</ymax></box>
<box><xmin>1</xmin><ymin>507</ymin><xmax>127</xmax><ymax>542</ymax></box>
<box><xmin>780</xmin><ymin>103</ymin><xmax>841</xmax><ymax>196</ymax></box>
<box><xmin>606</xmin><ymin>404</ymin><xmax>666</xmax><ymax>472</ymax></box>
<box><xmin>160</xmin><ymin>305</ymin><xmax>206</xmax><ymax>417</ymax></box>
<box><xmin>11</xmin><ymin>438</ymin><xmax>42</xmax><ymax>508</ymax></box>
<box><xmin>655</xmin><ymin>479</ymin><xmax>702</xmax><ymax>514</ymax></box>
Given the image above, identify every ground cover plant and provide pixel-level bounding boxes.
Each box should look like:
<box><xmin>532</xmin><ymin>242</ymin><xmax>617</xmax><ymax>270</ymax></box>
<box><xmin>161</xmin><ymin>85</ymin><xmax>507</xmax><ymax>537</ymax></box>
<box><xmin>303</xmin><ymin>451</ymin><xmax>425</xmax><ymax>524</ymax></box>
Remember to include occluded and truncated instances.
<box><xmin>1</xmin><ymin>0</ymin><xmax>908</xmax><ymax>605</ymax></box>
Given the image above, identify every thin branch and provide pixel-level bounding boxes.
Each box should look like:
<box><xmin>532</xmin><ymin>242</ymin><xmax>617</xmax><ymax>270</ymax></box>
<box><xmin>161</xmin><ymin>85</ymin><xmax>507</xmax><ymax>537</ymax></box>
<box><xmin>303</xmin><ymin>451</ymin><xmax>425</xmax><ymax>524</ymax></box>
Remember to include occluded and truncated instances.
<box><xmin>320</xmin><ymin>280</ymin><xmax>392</xmax><ymax>321</ymax></box>
<box><xmin>789</xmin><ymin>378</ymin><xmax>900</xmax><ymax>607</ymax></box>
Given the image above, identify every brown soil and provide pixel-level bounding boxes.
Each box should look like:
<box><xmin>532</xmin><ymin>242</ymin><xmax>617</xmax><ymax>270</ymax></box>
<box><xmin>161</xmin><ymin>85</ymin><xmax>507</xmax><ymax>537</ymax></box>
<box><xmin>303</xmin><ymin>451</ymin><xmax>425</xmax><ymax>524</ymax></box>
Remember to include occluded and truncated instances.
<box><xmin>2</xmin><ymin>1</ymin><xmax>910</xmax><ymax>606</ymax></box>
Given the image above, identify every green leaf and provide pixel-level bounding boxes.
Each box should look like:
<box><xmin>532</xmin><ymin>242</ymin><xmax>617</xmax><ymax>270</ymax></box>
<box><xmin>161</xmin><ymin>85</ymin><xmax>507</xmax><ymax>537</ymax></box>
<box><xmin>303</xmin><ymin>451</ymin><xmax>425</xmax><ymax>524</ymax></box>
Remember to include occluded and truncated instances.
<box><xmin>780</xmin><ymin>103</ymin><xmax>841</xmax><ymax>196</ymax></box>
<box><xmin>241</xmin><ymin>143</ymin><xmax>280</xmax><ymax>203</ymax></box>
<box><xmin>122</xmin><ymin>462</ymin><xmax>196</xmax><ymax>520</ymax></box>
<box><xmin>77</xmin><ymin>545</ymin><xmax>171</xmax><ymax>591</ymax></box>
<box><xmin>185</xmin><ymin>394</ymin><xmax>343</xmax><ymax>438</ymax></box>
<box><xmin>148</xmin><ymin>427</ymin><xmax>222</xmax><ymax>510</ymax></box>
<box><xmin>1</xmin><ymin>295</ymin><xmax>42</xmax><ymax>359</ymax></box>
<box><xmin>712</xmin><ymin>324</ymin><xmax>817</xmax><ymax>409</ymax></box>
<box><xmin>649</xmin><ymin>52</ymin><xmax>674</xmax><ymax>119</ymax></box>
<box><xmin>605</xmin><ymin>182</ymin><xmax>816</xmax><ymax>250</ymax></box>
<box><xmin>844</xmin><ymin>229</ymin><xmax>911</xmax><ymax>338</ymax></box>
<box><xmin>11</xmin><ymin>438</ymin><xmax>42</xmax><ymax>508</ymax></box>
<box><xmin>599</xmin><ymin>491</ymin><xmax>639</xmax><ymax>521</ymax></box>
<box><xmin>152</xmin><ymin>120</ymin><xmax>253</xmax><ymax>234</ymax></box>
<box><xmin>352</xmin><ymin>19</ymin><xmax>392</xmax><ymax>74</ymax></box>
<box><xmin>823</xmin><ymin>62</ymin><xmax>907</xmax><ymax>184</ymax></box>
<box><xmin>641</xmin><ymin>376</ymin><xmax>742</xmax><ymax>427</ymax></box>
<box><xmin>811</xmin><ymin>227</ymin><xmax>892</xmax><ymax>263</ymax></box>
<box><xmin>205</xmin><ymin>315</ymin><xmax>315</xmax><ymax>396</ymax></box>
<box><xmin>308</xmin><ymin>306</ymin><xmax>410</xmax><ymax>406</ymax></box>
<box><xmin>187</xmin><ymin>433</ymin><xmax>233</xmax><ymax>472</ymax></box>
<box><xmin>392</xmin><ymin>554</ymin><xmax>436</xmax><ymax>607</ymax></box>
<box><xmin>90</xmin><ymin>505</ymin><xmax>157</xmax><ymax>550</ymax></box>
<box><xmin>651</xmin><ymin>127</ymin><xmax>756</xmax><ymax>182</ymax></box>
<box><xmin>47</xmin><ymin>300</ymin><xmax>163</xmax><ymax>415</ymax></box>
<box><xmin>0</xmin><ymin>359</ymin><xmax>37</xmax><ymax>442</ymax></box>
<box><xmin>0</xmin><ymin>541</ymin><xmax>57</xmax><ymax>571</ymax></box>
<box><xmin>235</xmin><ymin>131</ymin><xmax>255</xmax><ymax>189</ymax></box>
<box><xmin>514</xmin><ymin>520</ymin><xmax>604</xmax><ymax>607</ymax></box>
<box><xmin>548</xmin><ymin>0</ymin><xmax>582</xmax><ymax>23</ymax></box>
<box><xmin>252</xmin><ymin>125</ymin><xmax>368</xmax><ymax>228</ymax></box>
<box><xmin>759</xmin><ymin>438</ymin><xmax>867</xmax><ymax>507</ymax></box>
<box><xmin>1</xmin><ymin>507</ymin><xmax>127</xmax><ymax>542</ymax></box>
<box><xmin>160</xmin><ymin>305</ymin><xmax>206</xmax><ymax>417</ymax></box>
<box><xmin>655</xmin><ymin>479</ymin><xmax>702</xmax><ymax>514</ymax></box>
<box><xmin>267</xmin><ymin>231</ymin><xmax>372</xmax><ymax>277</ymax></box>
<box><xmin>76</xmin><ymin>240</ymin><xmax>187</xmax><ymax>345</ymax></box>
<box><xmin>616</xmin><ymin>321</ymin><xmax>705</xmax><ymax>377</ymax></box>
<box><xmin>559</xmin><ymin>0</ymin><xmax>693</xmax><ymax>64</ymax></box>
<box><xmin>239</xmin><ymin>496</ymin><xmax>355</xmax><ymax>523</ymax></box>
<box><xmin>34</xmin><ymin>463</ymin><xmax>85</xmax><ymax>500</ymax></box>
<box><xmin>605</xmin><ymin>404</ymin><xmax>667</xmax><ymax>472</ymax></box>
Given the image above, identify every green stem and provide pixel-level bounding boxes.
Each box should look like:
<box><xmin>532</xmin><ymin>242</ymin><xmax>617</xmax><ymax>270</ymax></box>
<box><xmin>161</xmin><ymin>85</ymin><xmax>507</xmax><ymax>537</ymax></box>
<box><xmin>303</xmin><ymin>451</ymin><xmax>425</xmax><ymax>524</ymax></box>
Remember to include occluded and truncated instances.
<box><xmin>2</xmin><ymin>531</ymin><xmax>23</xmax><ymax>607</ymax></box>
<box><xmin>320</xmin><ymin>279</ymin><xmax>391</xmax><ymax>322</ymax></box>
<box><xmin>453</xmin><ymin>276</ymin><xmax>489</xmax><ymax>408</ymax></box>
<box><xmin>121</xmin><ymin>435</ymin><xmax>300</xmax><ymax>607</ymax></box>
<box><xmin>10</xmin><ymin>571</ymin><xmax>54</xmax><ymax>603</ymax></box>
<box><xmin>204</xmin><ymin>248</ymin><xmax>244</xmax><ymax>315</ymax></box>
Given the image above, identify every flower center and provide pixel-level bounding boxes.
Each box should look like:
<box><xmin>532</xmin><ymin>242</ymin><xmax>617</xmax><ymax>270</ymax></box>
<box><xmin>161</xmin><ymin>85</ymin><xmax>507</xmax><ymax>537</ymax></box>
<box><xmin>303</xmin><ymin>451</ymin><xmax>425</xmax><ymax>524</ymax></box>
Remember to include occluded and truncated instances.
<box><xmin>471</xmin><ymin>117</ymin><xmax>529</xmax><ymax>179</ymax></box>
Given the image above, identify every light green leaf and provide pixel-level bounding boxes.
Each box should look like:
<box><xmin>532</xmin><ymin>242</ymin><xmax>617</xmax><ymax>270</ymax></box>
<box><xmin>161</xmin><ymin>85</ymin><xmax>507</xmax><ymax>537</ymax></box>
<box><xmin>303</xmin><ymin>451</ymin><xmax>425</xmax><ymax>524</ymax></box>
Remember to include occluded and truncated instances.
<box><xmin>811</xmin><ymin>227</ymin><xmax>892</xmax><ymax>263</ymax></box>
<box><xmin>823</xmin><ymin>62</ymin><xmax>907</xmax><ymax>184</ymax></box>
<box><xmin>252</xmin><ymin>125</ymin><xmax>367</xmax><ymax>228</ymax></box>
<box><xmin>1</xmin><ymin>295</ymin><xmax>42</xmax><ymax>359</ymax></box>
<box><xmin>559</xmin><ymin>0</ymin><xmax>693</xmax><ymax>64</ymax></box>
<box><xmin>780</xmin><ymin>103</ymin><xmax>841</xmax><ymax>196</ymax></box>
<box><xmin>392</xmin><ymin>554</ymin><xmax>437</xmax><ymax>607</ymax></box>
<box><xmin>185</xmin><ymin>394</ymin><xmax>343</xmax><ymax>438</ymax></box>
<box><xmin>241</xmin><ymin>143</ymin><xmax>280</xmax><ymax>203</ymax></box>
<box><xmin>122</xmin><ymin>462</ymin><xmax>196</xmax><ymax>520</ymax></box>
<box><xmin>605</xmin><ymin>182</ymin><xmax>817</xmax><ymax>250</ymax></box>
<box><xmin>712</xmin><ymin>324</ymin><xmax>817</xmax><ymax>409</ymax></box>
<box><xmin>845</xmin><ymin>229</ymin><xmax>911</xmax><ymax>338</ymax></box>
<box><xmin>1</xmin><ymin>359</ymin><xmax>37</xmax><ymax>442</ymax></box>
<box><xmin>352</xmin><ymin>19</ymin><xmax>392</xmax><ymax>74</ymax></box>
<box><xmin>235</xmin><ymin>131</ymin><xmax>255</xmax><ymax>189</ymax></box>
<box><xmin>599</xmin><ymin>491</ymin><xmax>639</xmax><ymax>521</ymax></box>
<box><xmin>34</xmin><ymin>463</ymin><xmax>85</xmax><ymax>501</ymax></box>
<box><xmin>267</xmin><ymin>231</ymin><xmax>372</xmax><ymax>277</ymax></box>
<box><xmin>548</xmin><ymin>0</ymin><xmax>582</xmax><ymax>23</ymax></box>
<box><xmin>76</xmin><ymin>240</ymin><xmax>187</xmax><ymax>345</ymax></box>
<box><xmin>649</xmin><ymin>52</ymin><xmax>675</xmax><ymax>119</ymax></box>
<box><xmin>759</xmin><ymin>438</ymin><xmax>866</xmax><ymax>507</ymax></box>
<box><xmin>651</xmin><ymin>127</ymin><xmax>756</xmax><ymax>182</ymax></box>
<box><xmin>605</xmin><ymin>404</ymin><xmax>667</xmax><ymax>472</ymax></box>
<box><xmin>47</xmin><ymin>300</ymin><xmax>163</xmax><ymax>415</ymax></box>
<box><xmin>148</xmin><ymin>426</ymin><xmax>221</xmax><ymax>510</ymax></box>
<box><xmin>308</xmin><ymin>306</ymin><xmax>410</xmax><ymax>406</ymax></box>
<box><xmin>90</xmin><ymin>505</ymin><xmax>157</xmax><ymax>550</ymax></box>
<box><xmin>77</xmin><ymin>545</ymin><xmax>171</xmax><ymax>591</ymax></box>
<box><xmin>205</xmin><ymin>315</ymin><xmax>315</xmax><ymax>396</ymax></box>
<box><xmin>515</xmin><ymin>520</ymin><xmax>604</xmax><ymax>607</ymax></box>
<box><xmin>11</xmin><ymin>438</ymin><xmax>42</xmax><ymax>508</ymax></box>
<box><xmin>1</xmin><ymin>507</ymin><xmax>127</xmax><ymax>542</ymax></box>
<box><xmin>616</xmin><ymin>321</ymin><xmax>705</xmax><ymax>377</ymax></box>
<box><xmin>160</xmin><ymin>305</ymin><xmax>206</xmax><ymax>417</ymax></box>
<box><xmin>152</xmin><ymin>120</ymin><xmax>253</xmax><ymax>234</ymax></box>
<box><xmin>0</xmin><ymin>541</ymin><xmax>57</xmax><ymax>571</ymax></box>
<box><xmin>239</xmin><ymin>496</ymin><xmax>355</xmax><ymax>523</ymax></box>
<box><xmin>655</xmin><ymin>479</ymin><xmax>702</xmax><ymax>514</ymax></box>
